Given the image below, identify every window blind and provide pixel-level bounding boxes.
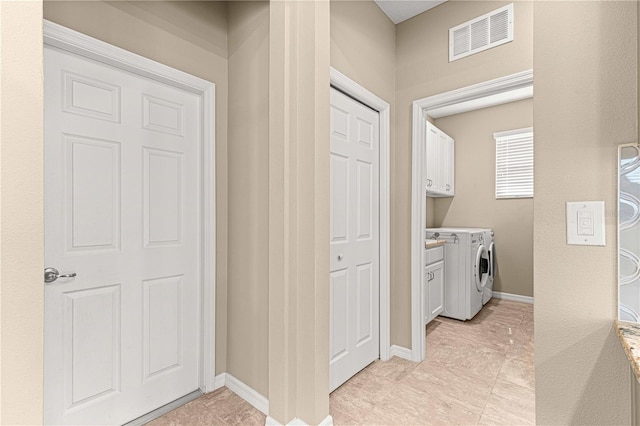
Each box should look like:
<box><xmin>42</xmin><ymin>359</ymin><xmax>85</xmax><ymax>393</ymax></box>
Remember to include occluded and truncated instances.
<box><xmin>494</xmin><ymin>127</ymin><xmax>534</xmax><ymax>199</ymax></box>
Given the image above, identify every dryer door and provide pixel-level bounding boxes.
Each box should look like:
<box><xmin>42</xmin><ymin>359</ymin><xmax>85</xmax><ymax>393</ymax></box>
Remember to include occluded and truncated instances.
<box><xmin>487</xmin><ymin>241</ymin><xmax>495</xmax><ymax>281</ymax></box>
<box><xmin>474</xmin><ymin>245</ymin><xmax>490</xmax><ymax>292</ymax></box>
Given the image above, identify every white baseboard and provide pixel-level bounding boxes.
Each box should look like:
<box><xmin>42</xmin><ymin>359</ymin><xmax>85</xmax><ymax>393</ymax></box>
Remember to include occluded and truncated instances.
<box><xmin>213</xmin><ymin>373</ymin><xmax>226</xmax><ymax>390</ymax></box>
<box><xmin>212</xmin><ymin>373</ymin><xmax>269</xmax><ymax>416</ymax></box>
<box><xmin>492</xmin><ymin>291</ymin><xmax>534</xmax><ymax>304</ymax></box>
<box><xmin>318</xmin><ymin>415</ymin><xmax>334</xmax><ymax>426</ymax></box>
<box><xmin>266</xmin><ymin>415</ymin><xmax>333</xmax><ymax>426</ymax></box>
<box><xmin>389</xmin><ymin>345</ymin><xmax>414</xmax><ymax>361</ymax></box>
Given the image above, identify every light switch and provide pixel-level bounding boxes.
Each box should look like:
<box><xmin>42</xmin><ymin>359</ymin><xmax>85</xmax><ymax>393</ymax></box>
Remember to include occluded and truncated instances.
<box><xmin>567</xmin><ymin>201</ymin><xmax>605</xmax><ymax>246</ymax></box>
<box><xmin>577</xmin><ymin>211</ymin><xmax>594</xmax><ymax>236</ymax></box>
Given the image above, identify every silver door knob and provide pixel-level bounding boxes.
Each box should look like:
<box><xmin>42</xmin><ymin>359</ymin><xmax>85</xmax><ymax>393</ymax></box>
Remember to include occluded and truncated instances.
<box><xmin>44</xmin><ymin>267</ymin><xmax>77</xmax><ymax>283</ymax></box>
<box><xmin>337</xmin><ymin>254</ymin><xmax>343</xmax><ymax>261</ymax></box>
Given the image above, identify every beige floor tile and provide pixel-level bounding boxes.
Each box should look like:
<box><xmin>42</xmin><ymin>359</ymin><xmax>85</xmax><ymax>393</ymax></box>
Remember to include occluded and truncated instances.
<box><xmin>479</xmin><ymin>379</ymin><xmax>535</xmax><ymax>425</ymax></box>
<box><xmin>427</xmin><ymin>338</ymin><xmax>506</xmax><ymax>385</ymax></box>
<box><xmin>506</xmin><ymin>335</ymin><xmax>534</xmax><ymax>362</ymax></box>
<box><xmin>402</xmin><ymin>361</ymin><xmax>492</xmax><ymax>414</ymax></box>
<box><xmin>366</xmin><ymin>356</ymin><xmax>418</xmax><ymax>382</ymax></box>
<box><xmin>490</xmin><ymin>377</ymin><xmax>535</xmax><ymax>410</ymax></box>
<box><xmin>497</xmin><ymin>355</ymin><xmax>535</xmax><ymax>390</ymax></box>
<box><xmin>149</xmin><ymin>300</ymin><xmax>535</xmax><ymax>426</ymax></box>
<box><xmin>216</xmin><ymin>399</ymin><xmax>260</xmax><ymax>425</ymax></box>
<box><xmin>363</xmin><ymin>383</ymin><xmax>480</xmax><ymax>426</ymax></box>
<box><xmin>331</xmin><ymin>405</ymin><xmax>363</xmax><ymax>426</ymax></box>
<box><xmin>198</xmin><ymin>387</ymin><xmax>244</xmax><ymax>410</ymax></box>
<box><xmin>331</xmin><ymin>367</ymin><xmax>396</xmax><ymax>406</ymax></box>
<box><xmin>242</xmin><ymin>412</ymin><xmax>268</xmax><ymax>426</ymax></box>
<box><xmin>147</xmin><ymin>399</ymin><xmax>221</xmax><ymax>426</ymax></box>
<box><xmin>432</xmin><ymin>321</ymin><xmax>515</xmax><ymax>355</ymax></box>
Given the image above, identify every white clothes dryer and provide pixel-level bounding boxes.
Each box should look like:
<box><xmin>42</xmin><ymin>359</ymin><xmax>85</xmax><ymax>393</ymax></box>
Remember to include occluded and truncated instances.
<box><xmin>426</xmin><ymin>228</ymin><xmax>490</xmax><ymax>320</ymax></box>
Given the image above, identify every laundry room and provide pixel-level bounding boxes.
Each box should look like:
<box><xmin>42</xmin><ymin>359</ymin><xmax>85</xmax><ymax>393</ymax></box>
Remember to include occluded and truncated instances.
<box><xmin>428</xmin><ymin>99</ymin><xmax>534</xmax><ymax>302</ymax></box>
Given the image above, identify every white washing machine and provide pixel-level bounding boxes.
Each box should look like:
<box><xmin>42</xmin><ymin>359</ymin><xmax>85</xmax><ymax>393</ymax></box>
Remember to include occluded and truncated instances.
<box><xmin>426</xmin><ymin>227</ymin><xmax>490</xmax><ymax>320</ymax></box>
<box><xmin>480</xmin><ymin>229</ymin><xmax>495</xmax><ymax>305</ymax></box>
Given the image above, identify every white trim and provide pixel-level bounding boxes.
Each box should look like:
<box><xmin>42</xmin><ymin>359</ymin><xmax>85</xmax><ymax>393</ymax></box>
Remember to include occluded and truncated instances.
<box><xmin>43</xmin><ymin>20</ymin><xmax>217</xmax><ymax>392</ymax></box>
<box><xmin>411</xmin><ymin>70</ymin><xmax>533</xmax><ymax>363</ymax></box>
<box><xmin>492</xmin><ymin>291</ymin><xmax>534</xmax><ymax>304</ymax></box>
<box><xmin>43</xmin><ymin>21</ymin><xmax>213</xmax><ymax>95</ymax></box>
<box><xmin>213</xmin><ymin>373</ymin><xmax>226</xmax><ymax>391</ymax></box>
<box><xmin>318</xmin><ymin>415</ymin><xmax>334</xmax><ymax>426</ymax></box>
<box><xmin>266</xmin><ymin>415</ymin><xmax>334</xmax><ymax>426</ymax></box>
<box><xmin>494</xmin><ymin>127</ymin><xmax>534</xmax><ymax>139</ymax></box>
<box><xmin>410</xmin><ymin>102</ymin><xmax>427</xmax><ymax>362</ymax></box>
<box><xmin>330</xmin><ymin>67</ymin><xmax>391</xmax><ymax>361</ymax></box>
<box><xmin>414</xmin><ymin>69</ymin><xmax>533</xmax><ymax>115</ymax></box>
<box><xmin>389</xmin><ymin>345</ymin><xmax>414</xmax><ymax>362</ymax></box>
<box><xmin>224</xmin><ymin>374</ymin><xmax>269</xmax><ymax>416</ymax></box>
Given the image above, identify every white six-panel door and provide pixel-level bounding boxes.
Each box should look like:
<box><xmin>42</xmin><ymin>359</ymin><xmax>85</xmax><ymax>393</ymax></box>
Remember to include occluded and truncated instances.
<box><xmin>329</xmin><ymin>88</ymin><xmax>380</xmax><ymax>392</ymax></box>
<box><xmin>44</xmin><ymin>46</ymin><xmax>201</xmax><ymax>425</ymax></box>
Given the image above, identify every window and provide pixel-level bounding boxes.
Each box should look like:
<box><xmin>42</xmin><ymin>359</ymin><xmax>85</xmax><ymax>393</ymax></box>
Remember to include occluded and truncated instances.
<box><xmin>494</xmin><ymin>127</ymin><xmax>534</xmax><ymax>199</ymax></box>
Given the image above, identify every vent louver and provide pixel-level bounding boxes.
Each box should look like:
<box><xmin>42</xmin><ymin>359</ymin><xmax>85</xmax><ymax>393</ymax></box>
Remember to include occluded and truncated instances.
<box><xmin>449</xmin><ymin>4</ymin><xmax>514</xmax><ymax>62</ymax></box>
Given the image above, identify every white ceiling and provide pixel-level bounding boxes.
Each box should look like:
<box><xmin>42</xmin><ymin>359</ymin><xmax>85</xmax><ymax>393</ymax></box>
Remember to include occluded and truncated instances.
<box><xmin>374</xmin><ymin>0</ymin><xmax>448</xmax><ymax>24</ymax></box>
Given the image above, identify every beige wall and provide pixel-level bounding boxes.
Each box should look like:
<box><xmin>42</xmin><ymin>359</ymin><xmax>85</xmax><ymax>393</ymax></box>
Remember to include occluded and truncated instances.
<box><xmin>634</xmin><ymin>370</ymin><xmax>640</xmax><ymax>424</ymax></box>
<box><xmin>533</xmin><ymin>1</ymin><xmax>636</xmax><ymax>423</ymax></box>
<box><xmin>330</xmin><ymin>0</ymin><xmax>395</xmax><ymax>104</ymax></box>
<box><xmin>226</xmin><ymin>0</ymin><xmax>269</xmax><ymax>397</ymax></box>
<box><xmin>0</xmin><ymin>2</ymin><xmax>44</xmax><ymax>424</ymax></box>
<box><xmin>395</xmin><ymin>0</ymin><xmax>533</xmax><ymax>348</ymax></box>
<box><xmin>268</xmin><ymin>1</ymin><xmax>331</xmax><ymax>422</ymax></box>
<box><xmin>43</xmin><ymin>0</ymin><xmax>230</xmax><ymax>375</ymax></box>
<box><xmin>330</xmin><ymin>0</ymin><xmax>398</xmax><ymax>349</ymax></box>
<box><xmin>433</xmin><ymin>100</ymin><xmax>533</xmax><ymax>297</ymax></box>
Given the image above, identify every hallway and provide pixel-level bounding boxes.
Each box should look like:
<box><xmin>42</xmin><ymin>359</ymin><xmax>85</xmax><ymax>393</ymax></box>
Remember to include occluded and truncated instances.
<box><xmin>150</xmin><ymin>298</ymin><xmax>534</xmax><ymax>425</ymax></box>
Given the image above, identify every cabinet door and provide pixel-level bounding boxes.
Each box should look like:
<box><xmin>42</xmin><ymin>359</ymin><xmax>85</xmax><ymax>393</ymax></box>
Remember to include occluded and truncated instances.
<box><xmin>423</xmin><ymin>267</ymin><xmax>430</xmax><ymax>325</ymax></box>
<box><xmin>436</xmin><ymin>131</ymin><xmax>448</xmax><ymax>193</ymax></box>
<box><xmin>425</xmin><ymin>122</ymin><xmax>454</xmax><ymax>197</ymax></box>
<box><xmin>427</xmin><ymin>261</ymin><xmax>445</xmax><ymax>321</ymax></box>
<box><xmin>425</xmin><ymin>121</ymin><xmax>439</xmax><ymax>192</ymax></box>
<box><xmin>444</xmin><ymin>135</ymin><xmax>455</xmax><ymax>195</ymax></box>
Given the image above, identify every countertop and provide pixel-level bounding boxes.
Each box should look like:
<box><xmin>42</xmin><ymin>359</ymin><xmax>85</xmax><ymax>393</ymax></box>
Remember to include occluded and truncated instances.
<box><xmin>425</xmin><ymin>239</ymin><xmax>446</xmax><ymax>249</ymax></box>
<box><xmin>615</xmin><ymin>319</ymin><xmax>640</xmax><ymax>382</ymax></box>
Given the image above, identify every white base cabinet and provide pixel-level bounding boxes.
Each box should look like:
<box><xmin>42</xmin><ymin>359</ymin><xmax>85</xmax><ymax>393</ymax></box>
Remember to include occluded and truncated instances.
<box><xmin>424</xmin><ymin>245</ymin><xmax>445</xmax><ymax>325</ymax></box>
<box><xmin>425</xmin><ymin>121</ymin><xmax>455</xmax><ymax>197</ymax></box>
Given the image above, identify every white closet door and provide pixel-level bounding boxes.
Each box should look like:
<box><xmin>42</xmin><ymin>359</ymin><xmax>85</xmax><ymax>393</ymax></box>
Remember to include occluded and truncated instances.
<box><xmin>329</xmin><ymin>88</ymin><xmax>380</xmax><ymax>392</ymax></box>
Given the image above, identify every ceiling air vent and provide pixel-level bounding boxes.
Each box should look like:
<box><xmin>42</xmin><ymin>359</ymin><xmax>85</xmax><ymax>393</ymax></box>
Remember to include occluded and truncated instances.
<box><xmin>449</xmin><ymin>3</ymin><xmax>514</xmax><ymax>62</ymax></box>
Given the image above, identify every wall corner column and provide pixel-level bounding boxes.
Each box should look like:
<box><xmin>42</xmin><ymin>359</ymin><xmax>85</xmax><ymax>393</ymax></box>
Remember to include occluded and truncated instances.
<box><xmin>0</xmin><ymin>2</ymin><xmax>45</xmax><ymax>424</ymax></box>
<box><xmin>268</xmin><ymin>0</ymin><xmax>330</xmax><ymax>424</ymax></box>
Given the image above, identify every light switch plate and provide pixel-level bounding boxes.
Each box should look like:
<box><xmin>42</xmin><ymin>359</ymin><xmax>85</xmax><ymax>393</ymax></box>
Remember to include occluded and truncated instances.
<box><xmin>566</xmin><ymin>201</ymin><xmax>605</xmax><ymax>246</ymax></box>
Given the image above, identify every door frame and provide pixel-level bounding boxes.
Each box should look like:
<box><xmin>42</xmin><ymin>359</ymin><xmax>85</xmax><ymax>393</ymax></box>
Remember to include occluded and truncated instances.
<box><xmin>330</xmin><ymin>68</ymin><xmax>391</xmax><ymax>361</ymax></box>
<box><xmin>410</xmin><ymin>69</ymin><xmax>533</xmax><ymax>362</ymax></box>
<box><xmin>43</xmin><ymin>20</ymin><xmax>217</xmax><ymax>392</ymax></box>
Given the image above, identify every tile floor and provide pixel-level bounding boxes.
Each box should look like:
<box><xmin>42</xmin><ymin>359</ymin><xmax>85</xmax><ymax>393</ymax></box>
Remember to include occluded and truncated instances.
<box><xmin>149</xmin><ymin>298</ymin><xmax>534</xmax><ymax>425</ymax></box>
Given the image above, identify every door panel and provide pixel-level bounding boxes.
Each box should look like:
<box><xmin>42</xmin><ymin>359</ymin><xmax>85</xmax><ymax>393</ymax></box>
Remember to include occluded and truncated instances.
<box><xmin>356</xmin><ymin>160</ymin><xmax>373</xmax><ymax>239</ymax></box>
<box><xmin>329</xmin><ymin>88</ymin><xmax>380</xmax><ymax>392</ymax></box>
<box><xmin>356</xmin><ymin>263</ymin><xmax>373</xmax><ymax>346</ymax></box>
<box><xmin>45</xmin><ymin>46</ymin><xmax>201</xmax><ymax>425</ymax></box>
<box><xmin>330</xmin><ymin>269</ymin><xmax>349</xmax><ymax>363</ymax></box>
<box><xmin>143</xmin><ymin>275</ymin><xmax>183</xmax><ymax>380</ymax></box>
<box><xmin>65</xmin><ymin>135</ymin><xmax>121</xmax><ymax>251</ymax></box>
<box><xmin>64</xmin><ymin>285</ymin><xmax>121</xmax><ymax>408</ymax></box>
<box><xmin>144</xmin><ymin>149</ymin><xmax>183</xmax><ymax>246</ymax></box>
<box><xmin>330</xmin><ymin>153</ymin><xmax>349</xmax><ymax>243</ymax></box>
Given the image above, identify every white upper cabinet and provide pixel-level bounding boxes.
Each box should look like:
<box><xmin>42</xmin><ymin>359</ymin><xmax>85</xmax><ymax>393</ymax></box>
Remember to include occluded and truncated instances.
<box><xmin>425</xmin><ymin>121</ymin><xmax>455</xmax><ymax>197</ymax></box>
